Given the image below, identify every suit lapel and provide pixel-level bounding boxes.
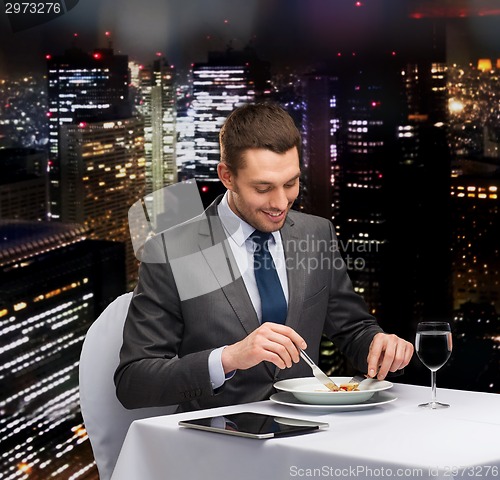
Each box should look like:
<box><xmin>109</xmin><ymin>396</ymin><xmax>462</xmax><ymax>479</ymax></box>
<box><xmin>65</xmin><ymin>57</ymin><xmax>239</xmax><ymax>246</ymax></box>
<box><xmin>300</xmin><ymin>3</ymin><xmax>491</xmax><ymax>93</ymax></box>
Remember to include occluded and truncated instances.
<box><xmin>197</xmin><ymin>197</ymin><xmax>261</xmax><ymax>336</ymax></box>
<box><xmin>280</xmin><ymin>215</ymin><xmax>306</xmax><ymax>332</ymax></box>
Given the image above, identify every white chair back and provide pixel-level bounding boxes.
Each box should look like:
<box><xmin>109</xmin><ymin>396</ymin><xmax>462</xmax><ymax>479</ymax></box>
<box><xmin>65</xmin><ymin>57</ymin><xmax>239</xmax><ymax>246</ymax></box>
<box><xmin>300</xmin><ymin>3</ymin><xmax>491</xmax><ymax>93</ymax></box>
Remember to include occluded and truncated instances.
<box><xmin>79</xmin><ymin>292</ymin><xmax>177</xmax><ymax>480</ymax></box>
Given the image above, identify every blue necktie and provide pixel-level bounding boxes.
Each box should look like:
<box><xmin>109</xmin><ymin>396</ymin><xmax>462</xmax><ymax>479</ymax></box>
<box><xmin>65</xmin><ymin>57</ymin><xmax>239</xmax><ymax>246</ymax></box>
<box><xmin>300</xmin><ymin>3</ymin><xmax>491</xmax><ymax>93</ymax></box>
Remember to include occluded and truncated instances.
<box><xmin>250</xmin><ymin>230</ymin><xmax>288</xmax><ymax>325</ymax></box>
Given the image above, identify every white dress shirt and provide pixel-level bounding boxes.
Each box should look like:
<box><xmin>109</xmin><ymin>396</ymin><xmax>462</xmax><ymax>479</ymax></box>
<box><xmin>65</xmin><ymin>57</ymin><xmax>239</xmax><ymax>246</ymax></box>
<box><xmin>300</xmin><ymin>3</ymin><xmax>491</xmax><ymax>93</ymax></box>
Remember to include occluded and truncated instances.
<box><xmin>208</xmin><ymin>192</ymin><xmax>289</xmax><ymax>389</ymax></box>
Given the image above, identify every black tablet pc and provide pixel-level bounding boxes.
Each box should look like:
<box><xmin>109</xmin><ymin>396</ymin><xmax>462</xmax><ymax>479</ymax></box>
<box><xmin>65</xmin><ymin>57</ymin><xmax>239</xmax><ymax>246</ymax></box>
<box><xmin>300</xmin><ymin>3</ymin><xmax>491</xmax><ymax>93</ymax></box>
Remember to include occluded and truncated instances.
<box><xmin>178</xmin><ymin>411</ymin><xmax>329</xmax><ymax>439</ymax></box>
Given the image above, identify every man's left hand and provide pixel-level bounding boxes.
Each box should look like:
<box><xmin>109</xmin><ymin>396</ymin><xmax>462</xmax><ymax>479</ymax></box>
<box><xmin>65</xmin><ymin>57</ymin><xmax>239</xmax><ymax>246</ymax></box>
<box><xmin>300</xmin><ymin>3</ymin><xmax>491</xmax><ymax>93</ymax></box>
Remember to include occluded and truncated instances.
<box><xmin>367</xmin><ymin>333</ymin><xmax>414</xmax><ymax>380</ymax></box>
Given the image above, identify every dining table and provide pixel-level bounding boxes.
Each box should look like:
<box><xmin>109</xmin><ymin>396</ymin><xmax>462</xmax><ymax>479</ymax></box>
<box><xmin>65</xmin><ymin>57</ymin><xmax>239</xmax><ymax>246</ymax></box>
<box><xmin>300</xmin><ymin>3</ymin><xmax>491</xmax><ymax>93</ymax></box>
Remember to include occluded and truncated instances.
<box><xmin>110</xmin><ymin>382</ymin><xmax>500</xmax><ymax>480</ymax></box>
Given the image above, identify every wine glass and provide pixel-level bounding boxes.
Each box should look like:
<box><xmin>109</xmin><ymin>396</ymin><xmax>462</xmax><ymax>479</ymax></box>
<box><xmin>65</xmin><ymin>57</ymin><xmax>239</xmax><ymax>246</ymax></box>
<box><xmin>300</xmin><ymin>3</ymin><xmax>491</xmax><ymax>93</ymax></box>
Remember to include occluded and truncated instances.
<box><xmin>415</xmin><ymin>321</ymin><xmax>453</xmax><ymax>409</ymax></box>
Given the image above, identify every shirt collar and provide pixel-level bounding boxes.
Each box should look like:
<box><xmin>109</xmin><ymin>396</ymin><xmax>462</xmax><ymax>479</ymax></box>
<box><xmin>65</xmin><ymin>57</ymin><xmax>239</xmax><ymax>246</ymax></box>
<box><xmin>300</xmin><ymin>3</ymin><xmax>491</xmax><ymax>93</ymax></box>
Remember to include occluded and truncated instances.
<box><xmin>217</xmin><ymin>191</ymin><xmax>281</xmax><ymax>247</ymax></box>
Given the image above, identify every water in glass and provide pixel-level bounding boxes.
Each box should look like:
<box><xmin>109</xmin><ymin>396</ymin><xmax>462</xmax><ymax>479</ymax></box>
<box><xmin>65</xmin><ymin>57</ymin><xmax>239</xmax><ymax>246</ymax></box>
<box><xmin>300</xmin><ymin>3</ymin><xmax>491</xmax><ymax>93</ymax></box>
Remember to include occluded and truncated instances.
<box><xmin>415</xmin><ymin>322</ymin><xmax>452</xmax><ymax>409</ymax></box>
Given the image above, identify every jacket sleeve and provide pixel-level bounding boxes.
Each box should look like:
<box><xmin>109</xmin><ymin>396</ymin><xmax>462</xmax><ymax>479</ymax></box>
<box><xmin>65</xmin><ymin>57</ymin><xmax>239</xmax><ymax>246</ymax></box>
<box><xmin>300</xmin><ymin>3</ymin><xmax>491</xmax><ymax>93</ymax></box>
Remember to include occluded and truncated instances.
<box><xmin>114</xmin><ymin>234</ymin><xmax>218</xmax><ymax>409</ymax></box>
<box><xmin>322</xmin><ymin>221</ymin><xmax>384</xmax><ymax>372</ymax></box>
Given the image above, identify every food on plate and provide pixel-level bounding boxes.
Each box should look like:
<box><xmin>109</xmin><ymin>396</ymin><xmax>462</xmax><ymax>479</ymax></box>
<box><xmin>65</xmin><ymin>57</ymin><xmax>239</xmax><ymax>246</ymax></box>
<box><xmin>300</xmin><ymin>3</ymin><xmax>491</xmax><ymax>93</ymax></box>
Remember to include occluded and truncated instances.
<box><xmin>339</xmin><ymin>383</ymin><xmax>359</xmax><ymax>391</ymax></box>
<box><xmin>325</xmin><ymin>381</ymin><xmax>339</xmax><ymax>392</ymax></box>
<box><xmin>315</xmin><ymin>382</ymin><xmax>359</xmax><ymax>392</ymax></box>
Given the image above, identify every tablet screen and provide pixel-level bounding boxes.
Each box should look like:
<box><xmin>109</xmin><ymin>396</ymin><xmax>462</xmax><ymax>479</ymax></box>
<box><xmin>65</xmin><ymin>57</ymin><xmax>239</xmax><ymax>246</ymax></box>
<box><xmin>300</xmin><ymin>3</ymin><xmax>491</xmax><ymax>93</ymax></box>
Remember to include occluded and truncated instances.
<box><xmin>178</xmin><ymin>411</ymin><xmax>329</xmax><ymax>439</ymax></box>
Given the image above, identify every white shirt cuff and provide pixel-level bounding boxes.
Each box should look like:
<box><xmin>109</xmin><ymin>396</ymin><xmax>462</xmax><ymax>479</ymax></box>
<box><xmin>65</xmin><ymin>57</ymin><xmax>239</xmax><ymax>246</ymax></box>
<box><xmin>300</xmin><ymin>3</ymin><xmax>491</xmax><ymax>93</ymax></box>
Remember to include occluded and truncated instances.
<box><xmin>208</xmin><ymin>346</ymin><xmax>235</xmax><ymax>390</ymax></box>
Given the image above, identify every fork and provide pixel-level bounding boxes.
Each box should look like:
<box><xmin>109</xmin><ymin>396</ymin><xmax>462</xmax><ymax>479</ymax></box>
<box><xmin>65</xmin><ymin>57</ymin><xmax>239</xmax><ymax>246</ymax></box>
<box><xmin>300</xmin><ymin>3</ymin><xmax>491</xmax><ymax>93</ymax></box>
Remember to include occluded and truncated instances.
<box><xmin>348</xmin><ymin>374</ymin><xmax>366</xmax><ymax>385</ymax></box>
<box><xmin>299</xmin><ymin>349</ymin><xmax>339</xmax><ymax>392</ymax></box>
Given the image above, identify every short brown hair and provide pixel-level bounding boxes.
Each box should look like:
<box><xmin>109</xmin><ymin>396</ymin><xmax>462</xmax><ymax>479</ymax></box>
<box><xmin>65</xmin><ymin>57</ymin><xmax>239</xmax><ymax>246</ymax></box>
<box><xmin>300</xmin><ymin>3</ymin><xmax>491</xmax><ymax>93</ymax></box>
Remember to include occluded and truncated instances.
<box><xmin>219</xmin><ymin>102</ymin><xmax>301</xmax><ymax>173</ymax></box>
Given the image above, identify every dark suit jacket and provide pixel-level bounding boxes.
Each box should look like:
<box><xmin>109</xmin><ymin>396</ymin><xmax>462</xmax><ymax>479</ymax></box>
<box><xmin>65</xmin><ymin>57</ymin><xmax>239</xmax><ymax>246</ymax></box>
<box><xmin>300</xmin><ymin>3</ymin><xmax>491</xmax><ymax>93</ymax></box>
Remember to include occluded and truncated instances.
<box><xmin>115</xmin><ymin>196</ymin><xmax>383</xmax><ymax>411</ymax></box>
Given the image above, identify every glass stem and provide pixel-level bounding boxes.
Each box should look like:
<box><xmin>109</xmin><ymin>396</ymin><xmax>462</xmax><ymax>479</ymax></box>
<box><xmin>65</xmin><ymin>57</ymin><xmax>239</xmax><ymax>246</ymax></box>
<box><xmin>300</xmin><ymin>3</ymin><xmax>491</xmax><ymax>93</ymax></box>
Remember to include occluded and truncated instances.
<box><xmin>431</xmin><ymin>370</ymin><xmax>437</xmax><ymax>404</ymax></box>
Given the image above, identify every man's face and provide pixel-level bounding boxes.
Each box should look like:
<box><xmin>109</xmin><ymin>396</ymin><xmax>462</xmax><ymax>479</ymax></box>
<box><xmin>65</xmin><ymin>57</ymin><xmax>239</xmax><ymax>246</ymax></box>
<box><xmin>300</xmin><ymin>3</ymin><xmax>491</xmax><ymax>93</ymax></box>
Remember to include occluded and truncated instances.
<box><xmin>219</xmin><ymin>147</ymin><xmax>301</xmax><ymax>232</ymax></box>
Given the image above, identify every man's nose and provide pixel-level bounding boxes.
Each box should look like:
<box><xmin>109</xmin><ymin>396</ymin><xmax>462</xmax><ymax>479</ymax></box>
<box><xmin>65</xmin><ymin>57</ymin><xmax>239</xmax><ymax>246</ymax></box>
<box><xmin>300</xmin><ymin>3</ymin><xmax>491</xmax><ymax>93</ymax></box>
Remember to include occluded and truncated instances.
<box><xmin>268</xmin><ymin>188</ymin><xmax>289</xmax><ymax>210</ymax></box>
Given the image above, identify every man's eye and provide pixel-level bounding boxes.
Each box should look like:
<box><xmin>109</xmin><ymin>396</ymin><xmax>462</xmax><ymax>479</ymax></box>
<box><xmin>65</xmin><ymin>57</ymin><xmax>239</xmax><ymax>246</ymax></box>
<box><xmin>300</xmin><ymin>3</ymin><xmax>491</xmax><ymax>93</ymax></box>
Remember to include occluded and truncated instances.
<box><xmin>285</xmin><ymin>182</ymin><xmax>296</xmax><ymax>188</ymax></box>
<box><xmin>256</xmin><ymin>188</ymin><xmax>271</xmax><ymax>193</ymax></box>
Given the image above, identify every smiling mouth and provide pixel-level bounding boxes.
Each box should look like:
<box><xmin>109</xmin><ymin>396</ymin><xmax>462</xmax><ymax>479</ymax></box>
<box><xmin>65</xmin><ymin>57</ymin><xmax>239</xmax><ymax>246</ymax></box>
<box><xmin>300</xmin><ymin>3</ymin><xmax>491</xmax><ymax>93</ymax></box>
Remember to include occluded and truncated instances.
<box><xmin>264</xmin><ymin>211</ymin><xmax>283</xmax><ymax>217</ymax></box>
<box><xmin>262</xmin><ymin>210</ymin><xmax>286</xmax><ymax>221</ymax></box>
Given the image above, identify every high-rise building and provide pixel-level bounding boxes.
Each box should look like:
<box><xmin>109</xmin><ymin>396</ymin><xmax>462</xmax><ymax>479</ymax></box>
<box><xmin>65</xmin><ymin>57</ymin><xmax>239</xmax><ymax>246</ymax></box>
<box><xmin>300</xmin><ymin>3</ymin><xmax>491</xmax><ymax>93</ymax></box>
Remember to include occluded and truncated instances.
<box><xmin>451</xmin><ymin>168</ymin><xmax>500</xmax><ymax>310</ymax></box>
<box><xmin>302</xmin><ymin>55</ymin><xmax>388</xmax><ymax>325</ymax></box>
<box><xmin>389</xmin><ymin>17</ymin><xmax>452</xmax><ymax>328</ymax></box>
<box><xmin>301</xmin><ymin>73</ymin><xmax>340</xmax><ymax>227</ymax></box>
<box><xmin>59</xmin><ymin>118</ymin><xmax>146</xmax><ymax>286</ymax></box>
<box><xmin>139</xmin><ymin>56</ymin><xmax>176</xmax><ymax>191</ymax></box>
<box><xmin>175</xmin><ymin>79</ymin><xmax>196</xmax><ymax>169</ymax></box>
<box><xmin>139</xmin><ymin>56</ymin><xmax>177</xmax><ymax>222</ymax></box>
<box><xmin>180</xmin><ymin>46</ymin><xmax>271</xmax><ymax>181</ymax></box>
<box><xmin>47</xmin><ymin>47</ymin><xmax>131</xmax><ymax>219</ymax></box>
<box><xmin>0</xmin><ymin>148</ymin><xmax>47</xmax><ymax>221</ymax></box>
<box><xmin>0</xmin><ymin>220</ymin><xmax>125</xmax><ymax>480</ymax></box>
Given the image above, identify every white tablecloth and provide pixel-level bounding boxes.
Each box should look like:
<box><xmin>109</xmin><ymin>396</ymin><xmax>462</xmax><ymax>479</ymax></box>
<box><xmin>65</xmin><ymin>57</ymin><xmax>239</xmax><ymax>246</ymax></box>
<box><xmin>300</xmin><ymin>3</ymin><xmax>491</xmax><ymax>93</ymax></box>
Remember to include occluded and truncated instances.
<box><xmin>111</xmin><ymin>383</ymin><xmax>500</xmax><ymax>480</ymax></box>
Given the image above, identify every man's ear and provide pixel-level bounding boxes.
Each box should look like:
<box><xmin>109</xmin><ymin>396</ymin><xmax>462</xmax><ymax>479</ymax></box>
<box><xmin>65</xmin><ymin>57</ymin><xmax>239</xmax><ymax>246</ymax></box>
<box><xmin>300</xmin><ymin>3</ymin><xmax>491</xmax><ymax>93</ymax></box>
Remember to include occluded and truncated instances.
<box><xmin>217</xmin><ymin>162</ymin><xmax>235</xmax><ymax>191</ymax></box>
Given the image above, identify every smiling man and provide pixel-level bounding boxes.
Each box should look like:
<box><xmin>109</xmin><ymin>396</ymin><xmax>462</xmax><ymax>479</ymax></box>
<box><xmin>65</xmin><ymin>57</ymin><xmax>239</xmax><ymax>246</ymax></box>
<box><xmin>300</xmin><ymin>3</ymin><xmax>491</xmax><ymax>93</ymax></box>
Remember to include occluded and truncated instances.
<box><xmin>115</xmin><ymin>103</ymin><xmax>414</xmax><ymax>412</ymax></box>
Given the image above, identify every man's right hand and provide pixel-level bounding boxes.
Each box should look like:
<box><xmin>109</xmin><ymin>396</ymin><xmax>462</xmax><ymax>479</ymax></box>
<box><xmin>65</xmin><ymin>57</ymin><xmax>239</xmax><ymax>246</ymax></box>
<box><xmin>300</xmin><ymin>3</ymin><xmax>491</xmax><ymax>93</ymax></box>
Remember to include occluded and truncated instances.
<box><xmin>221</xmin><ymin>323</ymin><xmax>307</xmax><ymax>374</ymax></box>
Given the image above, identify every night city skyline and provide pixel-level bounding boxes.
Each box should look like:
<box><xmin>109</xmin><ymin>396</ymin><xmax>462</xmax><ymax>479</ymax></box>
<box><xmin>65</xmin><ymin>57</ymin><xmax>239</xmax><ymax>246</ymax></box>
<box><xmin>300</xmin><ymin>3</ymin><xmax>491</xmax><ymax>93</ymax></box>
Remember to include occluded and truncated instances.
<box><xmin>1</xmin><ymin>1</ymin><xmax>500</xmax><ymax>479</ymax></box>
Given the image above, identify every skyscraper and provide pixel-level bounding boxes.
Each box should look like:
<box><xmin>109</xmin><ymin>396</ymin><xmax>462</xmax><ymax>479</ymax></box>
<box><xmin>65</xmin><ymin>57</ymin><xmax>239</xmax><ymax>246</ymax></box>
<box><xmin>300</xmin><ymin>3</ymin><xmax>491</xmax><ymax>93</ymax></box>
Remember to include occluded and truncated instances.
<box><xmin>302</xmin><ymin>54</ymin><xmax>397</xmax><ymax>324</ymax></box>
<box><xmin>451</xmin><ymin>167</ymin><xmax>500</xmax><ymax>310</ymax></box>
<box><xmin>59</xmin><ymin>118</ymin><xmax>146</xmax><ymax>285</ymax></box>
<box><xmin>138</xmin><ymin>56</ymin><xmax>177</xmax><ymax>222</ymax></box>
<box><xmin>301</xmin><ymin>73</ymin><xmax>340</xmax><ymax>227</ymax></box>
<box><xmin>0</xmin><ymin>220</ymin><xmax>125</xmax><ymax>480</ymax></box>
<box><xmin>180</xmin><ymin>46</ymin><xmax>271</xmax><ymax>181</ymax></box>
<box><xmin>47</xmin><ymin>46</ymin><xmax>131</xmax><ymax>220</ymax></box>
<box><xmin>392</xmin><ymin>53</ymin><xmax>451</xmax><ymax>329</ymax></box>
<box><xmin>139</xmin><ymin>56</ymin><xmax>176</xmax><ymax>192</ymax></box>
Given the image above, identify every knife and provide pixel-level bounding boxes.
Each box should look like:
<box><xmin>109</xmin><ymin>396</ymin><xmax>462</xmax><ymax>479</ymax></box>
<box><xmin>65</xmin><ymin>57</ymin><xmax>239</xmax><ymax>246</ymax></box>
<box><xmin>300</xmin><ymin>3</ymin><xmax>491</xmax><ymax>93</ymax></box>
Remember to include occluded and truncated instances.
<box><xmin>299</xmin><ymin>349</ymin><xmax>339</xmax><ymax>392</ymax></box>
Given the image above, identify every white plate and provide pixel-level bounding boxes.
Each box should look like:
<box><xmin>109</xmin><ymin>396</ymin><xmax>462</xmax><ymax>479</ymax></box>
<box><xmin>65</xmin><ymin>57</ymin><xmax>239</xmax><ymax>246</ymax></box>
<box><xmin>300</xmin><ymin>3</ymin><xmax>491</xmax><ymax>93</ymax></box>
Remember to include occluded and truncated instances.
<box><xmin>270</xmin><ymin>391</ymin><xmax>398</xmax><ymax>411</ymax></box>
<box><xmin>273</xmin><ymin>376</ymin><xmax>393</xmax><ymax>405</ymax></box>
